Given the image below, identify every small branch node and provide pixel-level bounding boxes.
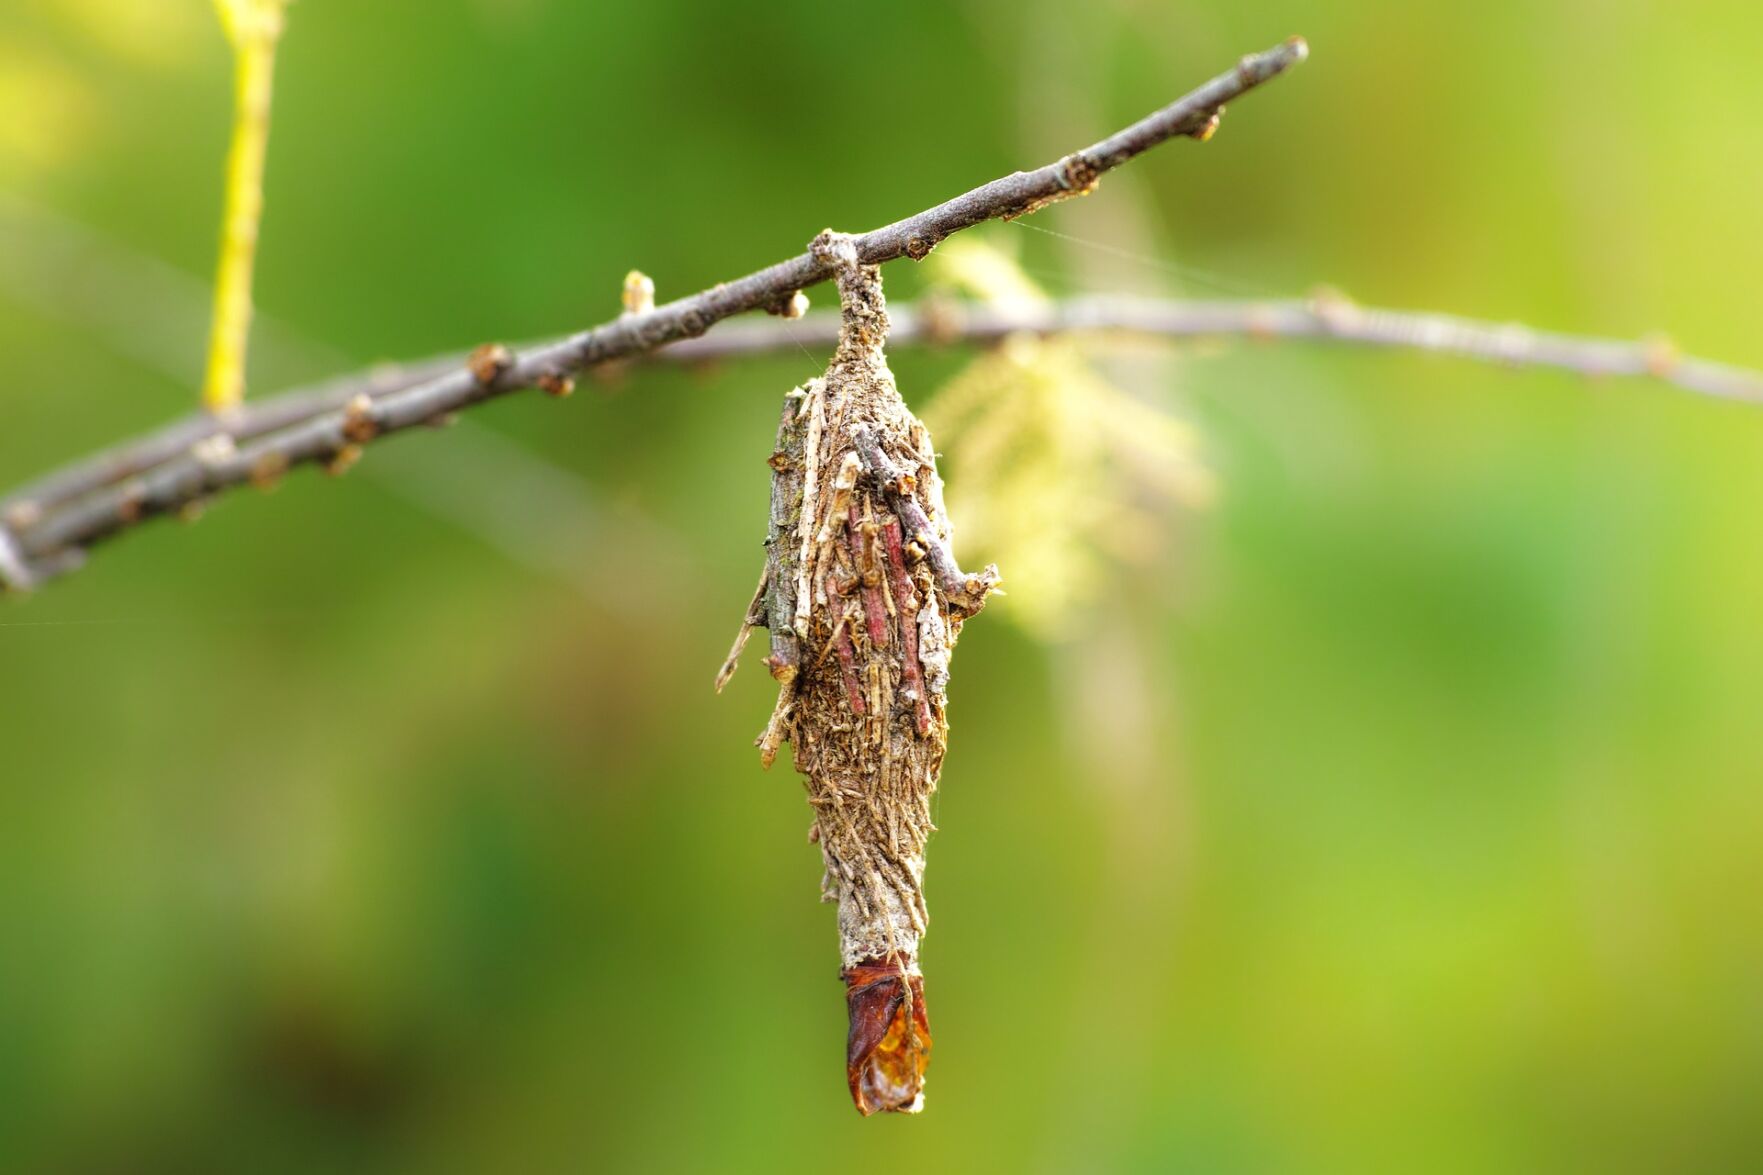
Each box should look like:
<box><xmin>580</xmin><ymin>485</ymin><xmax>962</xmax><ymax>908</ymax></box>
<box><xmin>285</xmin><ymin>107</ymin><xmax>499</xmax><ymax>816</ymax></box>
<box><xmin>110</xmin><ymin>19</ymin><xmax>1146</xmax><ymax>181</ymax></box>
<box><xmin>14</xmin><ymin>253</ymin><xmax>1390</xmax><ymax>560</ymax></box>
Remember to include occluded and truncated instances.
<box><xmin>341</xmin><ymin>394</ymin><xmax>380</xmax><ymax>443</ymax></box>
<box><xmin>763</xmin><ymin>654</ymin><xmax>799</xmax><ymax>686</ymax></box>
<box><xmin>466</xmin><ymin>342</ymin><xmax>514</xmax><ymax>387</ymax></box>
<box><xmin>536</xmin><ymin>372</ymin><xmax>576</xmax><ymax>399</ymax></box>
<box><xmin>1009</xmin><ymin>154</ymin><xmax>1104</xmax><ymax>222</ymax></box>
<box><xmin>4</xmin><ymin>500</ymin><xmax>42</xmax><ymax>531</ymax></box>
<box><xmin>1643</xmin><ymin>333</ymin><xmax>1681</xmax><ymax>378</ymax></box>
<box><xmin>1245</xmin><ymin>303</ymin><xmax>1280</xmax><ymax>342</ymax></box>
<box><xmin>1185</xmin><ymin>109</ymin><xmax>1224</xmax><ymax>141</ymax></box>
<box><xmin>191</xmin><ymin>433</ymin><xmax>239</xmax><ymax>472</ymax></box>
<box><xmin>115</xmin><ymin>480</ymin><xmax>148</xmax><ymax>524</ymax></box>
<box><xmin>1058</xmin><ymin>152</ymin><xmax>1103</xmax><ymax>194</ymax></box>
<box><xmin>249</xmin><ymin>450</ymin><xmax>290</xmax><ymax>491</ymax></box>
<box><xmin>622</xmin><ymin>269</ymin><xmax>657</xmax><ymax>316</ymax></box>
<box><xmin>811</xmin><ymin>229</ymin><xmax>861</xmax><ymax>271</ymax></box>
<box><xmin>1307</xmin><ymin>285</ymin><xmax>1361</xmax><ymax>331</ymax></box>
<box><xmin>766</xmin><ymin>290</ymin><xmax>811</xmax><ymax>319</ymax></box>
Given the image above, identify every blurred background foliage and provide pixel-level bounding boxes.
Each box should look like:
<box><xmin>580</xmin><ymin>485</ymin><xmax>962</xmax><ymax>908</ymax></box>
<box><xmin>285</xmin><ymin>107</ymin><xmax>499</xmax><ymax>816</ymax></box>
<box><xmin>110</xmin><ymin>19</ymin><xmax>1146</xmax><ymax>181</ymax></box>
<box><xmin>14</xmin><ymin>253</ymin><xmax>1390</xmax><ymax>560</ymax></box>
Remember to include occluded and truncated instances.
<box><xmin>2</xmin><ymin>1</ymin><xmax>1762</xmax><ymax>1170</ymax></box>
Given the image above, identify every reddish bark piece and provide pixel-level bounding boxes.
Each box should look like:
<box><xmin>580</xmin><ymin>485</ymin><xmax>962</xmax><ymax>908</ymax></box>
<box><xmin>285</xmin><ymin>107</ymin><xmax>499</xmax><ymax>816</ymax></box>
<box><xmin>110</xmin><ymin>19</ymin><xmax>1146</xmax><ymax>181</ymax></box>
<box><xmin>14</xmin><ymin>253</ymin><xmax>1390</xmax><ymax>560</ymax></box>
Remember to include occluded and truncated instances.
<box><xmin>851</xmin><ymin>426</ymin><xmax>999</xmax><ymax>619</ymax></box>
<box><xmin>825</xmin><ymin>577</ymin><xmax>867</xmax><ymax>716</ymax></box>
<box><xmin>883</xmin><ymin>519</ymin><xmax>933</xmax><ymax>736</ymax></box>
<box><xmin>848</xmin><ymin>501</ymin><xmax>890</xmax><ymax>649</ymax></box>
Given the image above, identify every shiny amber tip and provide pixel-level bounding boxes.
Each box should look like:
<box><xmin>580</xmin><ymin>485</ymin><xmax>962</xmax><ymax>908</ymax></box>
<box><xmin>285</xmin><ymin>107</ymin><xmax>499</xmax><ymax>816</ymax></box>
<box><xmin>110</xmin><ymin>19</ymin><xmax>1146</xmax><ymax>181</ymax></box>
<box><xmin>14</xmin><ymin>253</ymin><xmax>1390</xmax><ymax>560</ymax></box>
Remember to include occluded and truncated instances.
<box><xmin>843</xmin><ymin>958</ymin><xmax>931</xmax><ymax>1115</ymax></box>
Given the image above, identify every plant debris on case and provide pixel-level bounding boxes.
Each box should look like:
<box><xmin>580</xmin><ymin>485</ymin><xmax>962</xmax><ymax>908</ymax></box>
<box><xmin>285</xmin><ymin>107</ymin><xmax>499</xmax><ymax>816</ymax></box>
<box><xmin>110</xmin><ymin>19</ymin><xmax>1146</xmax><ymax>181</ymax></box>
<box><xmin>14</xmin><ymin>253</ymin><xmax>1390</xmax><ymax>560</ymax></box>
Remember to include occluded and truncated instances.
<box><xmin>719</xmin><ymin>231</ymin><xmax>999</xmax><ymax>1115</ymax></box>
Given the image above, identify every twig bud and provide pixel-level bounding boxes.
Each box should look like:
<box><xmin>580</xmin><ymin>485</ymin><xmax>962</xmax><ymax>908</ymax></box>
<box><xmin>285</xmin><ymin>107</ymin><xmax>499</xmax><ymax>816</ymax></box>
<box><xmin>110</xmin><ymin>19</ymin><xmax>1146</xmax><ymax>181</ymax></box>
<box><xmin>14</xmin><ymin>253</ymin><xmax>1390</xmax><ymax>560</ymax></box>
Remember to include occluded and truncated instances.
<box><xmin>1642</xmin><ymin>333</ymin><xmax>1681</xmax><ymax>378</ymax></box>
<box><xmin>341</xmin><ymin>394</ymin><xmax>379</xmax><ymax>444</ymax></box>
<box><xmin>3</xmin><ymin>500</ymin><xmax>42</xmax><ymax>531</ymax></box>
<box><xmin>466</xmin><ymin>343</ymin><xmax>514</xmax><ymax>387</ymax></box>
<box><xmin>249</xmin><ymin>451</ymin><xmax>290</xmax><ymax>491</ymax></box>
<box><xmin>766</xmin><ymin>290</ymin><xmax>811</xmax><ymax>319</ymax></box>
<box><xmin>116</xmin><ymin>480</ymin><xmax>148</xmax><ymax>524</ymax></box>
<box><xmin>622</xmin><ymin>269</ymin><xmax>656</xmax><ymax>316</ymax></box>
<box><xmin>537</xmin><ymin>372</ymin><xmax>575</xmax><ymax>399</ymax></box>
<box><xmin>191</xmin><ymin>433</ymin><xmax>239</xmax><ymax>472</ymax></box>
<box><xmin>324</xmin><ymin>444</ymin><xmax>364</xmax><ymax>478</ymax></box>
<box><xmin>1184</xmin><ymin>109</ymin><xmax>1224</xmax><ymax>141</ymax></box>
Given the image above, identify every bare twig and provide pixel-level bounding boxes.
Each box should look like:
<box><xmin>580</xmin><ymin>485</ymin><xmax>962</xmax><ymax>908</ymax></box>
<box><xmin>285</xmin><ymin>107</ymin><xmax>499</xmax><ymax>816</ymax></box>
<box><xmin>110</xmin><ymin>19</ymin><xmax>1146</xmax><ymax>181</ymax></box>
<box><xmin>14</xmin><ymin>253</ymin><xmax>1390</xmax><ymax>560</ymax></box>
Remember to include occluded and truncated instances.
<box><xmin>664</xmin><ymin>294</ymin><xmax>1763</xmax><ymax>403</ymax></box>
<box><xmin>14</xmin><ymin>282</ymin><xmax>1762</xmax><ymax>557</ymax></box>
<box><xmin>1085</xmin><ymin>295</ymin><xmax>1763</xmax><ymax>403</ymax></box>
<box><xmin>0</xmin><ymin>38</ymin><xmax>1306</xmax><ymax>590</ymax></box>
<box><xmin>851</xmin><ymin>425</ymin><xmax>1000</xmax><ymax>616</ymax></box>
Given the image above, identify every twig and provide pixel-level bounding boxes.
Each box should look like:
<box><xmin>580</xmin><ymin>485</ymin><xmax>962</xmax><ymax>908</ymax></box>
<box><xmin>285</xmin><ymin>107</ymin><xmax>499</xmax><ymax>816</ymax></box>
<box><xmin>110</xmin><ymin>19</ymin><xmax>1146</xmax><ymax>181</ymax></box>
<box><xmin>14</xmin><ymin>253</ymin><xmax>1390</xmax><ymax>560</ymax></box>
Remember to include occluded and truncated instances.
<box><xmin>660</xmin><ymin>294</ymin><xmax>1763</xmax><ymax>403</ymax></box>
<box><xmin>14</xmin><ymin>281</ymin><xmax>1763</xmax><ymax>560</ymax></box>
<box><xmin>1069</xmin><ymin>294</ymin><xmax>1763</xmax><ymax>404</ymax></box>
<box><xmin>851</xmin><ymin>426</ymin><xmax>999</xmax><ymax>617</ymax></box>
<box><xmin>0</xmin><ymin>196</ymin><xmax>690</xmax><ymax>610</ymax></box>
<box><xmin>0</xmin><ymin>38</ymin><xmax>1307</xmax><ymax>589</ymax></box>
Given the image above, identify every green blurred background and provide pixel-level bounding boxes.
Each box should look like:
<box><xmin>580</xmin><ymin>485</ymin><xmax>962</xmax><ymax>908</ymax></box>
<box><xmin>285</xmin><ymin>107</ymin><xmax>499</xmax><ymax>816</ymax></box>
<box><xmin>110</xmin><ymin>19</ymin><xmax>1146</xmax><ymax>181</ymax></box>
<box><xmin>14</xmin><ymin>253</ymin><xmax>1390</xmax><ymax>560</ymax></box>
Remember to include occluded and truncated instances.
<box><xmin>3</xmin><ymin>1</ymin><xmax>1762</xmax><ymax>1170</ymax></box>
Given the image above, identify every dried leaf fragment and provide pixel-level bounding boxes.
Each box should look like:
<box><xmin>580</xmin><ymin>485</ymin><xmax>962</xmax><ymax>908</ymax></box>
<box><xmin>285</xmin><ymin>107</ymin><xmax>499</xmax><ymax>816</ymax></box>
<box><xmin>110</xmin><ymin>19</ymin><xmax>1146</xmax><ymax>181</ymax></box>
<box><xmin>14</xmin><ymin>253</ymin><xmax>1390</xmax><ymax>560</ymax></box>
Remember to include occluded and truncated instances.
<box><xmin>843</xmin><ymin>959</ymin><xmax>931</xmax><ymax>1116</ymax></box>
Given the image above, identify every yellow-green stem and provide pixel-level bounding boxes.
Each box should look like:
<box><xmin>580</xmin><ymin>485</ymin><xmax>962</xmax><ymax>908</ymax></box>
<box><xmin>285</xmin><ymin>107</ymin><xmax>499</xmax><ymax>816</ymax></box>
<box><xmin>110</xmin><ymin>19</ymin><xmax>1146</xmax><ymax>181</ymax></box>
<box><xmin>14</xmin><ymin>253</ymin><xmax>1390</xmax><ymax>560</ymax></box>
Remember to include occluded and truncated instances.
<box><xmin>201</xmin><ymin>2</ymin><xmax>286</xmax><ymax>414</ymax></box>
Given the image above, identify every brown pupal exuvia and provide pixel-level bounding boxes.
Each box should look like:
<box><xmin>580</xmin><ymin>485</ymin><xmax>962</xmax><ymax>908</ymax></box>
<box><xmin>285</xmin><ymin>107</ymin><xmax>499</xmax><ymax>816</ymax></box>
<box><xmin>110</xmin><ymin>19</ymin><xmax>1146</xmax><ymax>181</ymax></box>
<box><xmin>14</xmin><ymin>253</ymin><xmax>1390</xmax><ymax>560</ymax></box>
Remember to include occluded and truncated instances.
<box><xmin>718</xmin><ymin>231</ymin><xmax>998</xmax><ymax>1114</ymax></box>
